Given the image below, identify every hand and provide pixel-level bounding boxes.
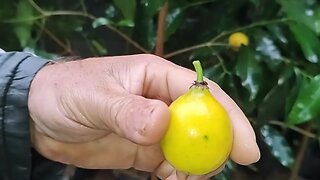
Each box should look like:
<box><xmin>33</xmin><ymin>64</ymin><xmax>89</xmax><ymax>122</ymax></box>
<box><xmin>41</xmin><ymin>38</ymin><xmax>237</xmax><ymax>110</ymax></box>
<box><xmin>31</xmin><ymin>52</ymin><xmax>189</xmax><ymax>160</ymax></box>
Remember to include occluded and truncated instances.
<box><xmin>28</xmin><ymin>54</ymin><xmax>260</xmax><ymax>180</ymax></box>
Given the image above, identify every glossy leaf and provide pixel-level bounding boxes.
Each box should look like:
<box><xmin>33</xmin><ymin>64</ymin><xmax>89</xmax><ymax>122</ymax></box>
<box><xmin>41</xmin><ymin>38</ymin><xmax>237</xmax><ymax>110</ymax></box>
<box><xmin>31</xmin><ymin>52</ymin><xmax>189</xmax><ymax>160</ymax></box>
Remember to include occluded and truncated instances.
<box><xmin>277</xmin><ymin>0</ymin><xmax>320</xmax><ymax>34</ymax></box>
<box><xmin>141</xmin><ymin>0</ymin><xmax>165</xmax><ymax>17</ymax></box>
<box><xmin>117</xmin><ymin>19</ymin><xmax>135</xmax><ymax>27</ymax></box>
<box><xmin>165</xmin><ymin>8</ymin><xmax>185</xmax><ymax>41</ymax></box>
<box><xmin>287</xmin><ymin>74</ymin><xmax>320</xmax><ymax>124</ymax></box>
<box><xmin>113</xmin><ymin>0</ymin><xmax>136</xmax><ymax>21</ymax></box>
<box><xmin>92</xmin><ymin>17</ymin><xmax>113</xmax><ymax>28</ymax></box>
<box><xmin>91</xmin><ymin>40</ymin><xmax>108</xmax><ymax>55</ymax></box>
<box><xmin>277</xmin><ymin>65</ymin><xmax>294</xmax><ymax>85</ymax></box>
<box><xmin>260</xmin><ymin>125</ymin><xmax>294</xmax><ymax>168</ymax></box>
<box><xmin>289</xmin><ymin>22</ymin><xmax>320</xmax><ymax>63</ymax></box>
<box><xmin>257</xmin><ymin>82</ymin><xmax>289</xmax><ymax>123</ymax></box>
<box><xmin>235</xmin><ymin>47</ymin><xmax>263</xmax><ymax>101</ymax></box>
<box><xmin>13</xmin><ymin>0</ymin><xmax>34</xmax><ymax>47</ymax></box>
<box><xmin>256</xmin><ymin>36</ymin><xmax>281</xmax><ymax>61</ymax></box>
<box><xmin>204</xmin><ymin>63</ymin><xmax>226</xmax><ymax>85</ymax></box>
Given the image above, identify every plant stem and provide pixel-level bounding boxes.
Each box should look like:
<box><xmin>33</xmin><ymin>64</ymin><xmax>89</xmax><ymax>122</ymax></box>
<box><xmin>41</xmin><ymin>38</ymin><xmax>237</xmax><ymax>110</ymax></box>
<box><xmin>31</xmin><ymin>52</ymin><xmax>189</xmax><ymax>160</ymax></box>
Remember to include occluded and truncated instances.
<box><xmin>193</xmin><ymin>60</ymin><xmax>204</xmax><ymax>82</ymax></box>
<box><xmin>155</xmin><ymin>1</ymin><xmax>169</xmax><ymax>56</ymax></box>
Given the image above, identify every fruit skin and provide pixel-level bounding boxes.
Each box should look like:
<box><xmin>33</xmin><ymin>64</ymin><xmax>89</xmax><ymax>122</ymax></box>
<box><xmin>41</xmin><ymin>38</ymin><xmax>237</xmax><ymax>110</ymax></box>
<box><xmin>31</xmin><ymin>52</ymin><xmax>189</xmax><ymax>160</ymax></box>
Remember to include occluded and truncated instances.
<box><xmin>228</xmin><ymin>32</ymin><xmax>249</xmax><ymax>50</ymax></box>
<box><xmin>161</xmin><ymin>85</ymin><xmax>233</xmax><ymax>175</ymax></box>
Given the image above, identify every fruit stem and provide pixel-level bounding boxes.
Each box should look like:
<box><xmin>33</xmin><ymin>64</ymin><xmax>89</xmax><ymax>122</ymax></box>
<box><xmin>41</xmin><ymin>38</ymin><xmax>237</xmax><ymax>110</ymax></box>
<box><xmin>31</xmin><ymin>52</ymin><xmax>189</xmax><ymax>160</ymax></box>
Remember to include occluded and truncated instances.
<box><xmin>193</xmin><ymin>60</ymin><xmax>204</xmax><ymax>83</ymax></box>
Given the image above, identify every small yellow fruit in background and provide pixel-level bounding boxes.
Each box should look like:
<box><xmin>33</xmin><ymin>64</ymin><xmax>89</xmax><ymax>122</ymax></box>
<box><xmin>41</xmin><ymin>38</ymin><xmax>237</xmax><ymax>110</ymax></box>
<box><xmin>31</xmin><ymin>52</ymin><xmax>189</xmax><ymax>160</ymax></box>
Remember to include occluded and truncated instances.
<box><xmin>160</xmin><ymin>61</ymin><xmax>233</xmax><ymax>175</ymax></box>
<box><xmin>228</xmin><ymin>32</ymin><xmax>249</xmax><ymax>51</ymax></box>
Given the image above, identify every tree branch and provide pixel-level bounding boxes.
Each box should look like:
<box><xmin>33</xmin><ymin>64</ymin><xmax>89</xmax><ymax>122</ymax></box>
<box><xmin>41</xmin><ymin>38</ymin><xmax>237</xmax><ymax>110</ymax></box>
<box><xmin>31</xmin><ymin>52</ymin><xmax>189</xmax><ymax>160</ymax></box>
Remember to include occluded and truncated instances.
<box><xmin>155</xmin><ymin>1</ymin><xmax>169</xmax><ymax>56</ymax></box>
<box><xmin>164</xmin><ymin>18</ymin><xmax>289</xmax><ymax>58</ymax></box>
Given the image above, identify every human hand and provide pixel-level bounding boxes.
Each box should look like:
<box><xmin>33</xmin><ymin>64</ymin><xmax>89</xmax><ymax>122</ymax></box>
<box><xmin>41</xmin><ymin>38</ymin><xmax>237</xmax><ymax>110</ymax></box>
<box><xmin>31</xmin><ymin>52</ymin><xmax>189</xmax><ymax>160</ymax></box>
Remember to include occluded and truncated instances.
<box><xmin>28</xmin><ymin>54</ymin><xmax>260</xmax><ymax>179</ymax></box>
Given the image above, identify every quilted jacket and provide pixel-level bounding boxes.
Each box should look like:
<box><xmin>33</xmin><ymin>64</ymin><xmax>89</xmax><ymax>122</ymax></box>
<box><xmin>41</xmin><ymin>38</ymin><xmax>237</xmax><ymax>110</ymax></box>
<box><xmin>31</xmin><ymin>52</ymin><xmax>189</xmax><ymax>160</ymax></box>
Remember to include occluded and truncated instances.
<box><xmin>0</xmin><ymin>51</ymin><xmax>67</xmax><ymax>180</ymax></box>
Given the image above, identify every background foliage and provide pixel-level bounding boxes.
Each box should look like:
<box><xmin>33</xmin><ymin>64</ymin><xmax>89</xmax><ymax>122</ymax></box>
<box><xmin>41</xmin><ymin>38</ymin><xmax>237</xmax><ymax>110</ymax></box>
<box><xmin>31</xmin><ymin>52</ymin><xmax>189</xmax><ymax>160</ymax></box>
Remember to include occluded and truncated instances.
<box><xmin>1</xmin><ymin>0</ymin><xmax>320</xmax><ymax>179</ymax></box>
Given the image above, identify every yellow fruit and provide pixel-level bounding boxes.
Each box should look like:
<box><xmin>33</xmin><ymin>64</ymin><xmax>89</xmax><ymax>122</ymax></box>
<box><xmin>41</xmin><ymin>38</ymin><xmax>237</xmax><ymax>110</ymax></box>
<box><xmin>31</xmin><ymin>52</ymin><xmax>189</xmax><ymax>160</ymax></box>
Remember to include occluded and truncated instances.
<box><xmin>228</xmin><ymin>32</ymin><xmax>249</xmax><ymax>50</ymax></box>
<box><xmin>160</xmin><ymin>61</ymin><xmax>233</xmax><ymax>175</ymax></box>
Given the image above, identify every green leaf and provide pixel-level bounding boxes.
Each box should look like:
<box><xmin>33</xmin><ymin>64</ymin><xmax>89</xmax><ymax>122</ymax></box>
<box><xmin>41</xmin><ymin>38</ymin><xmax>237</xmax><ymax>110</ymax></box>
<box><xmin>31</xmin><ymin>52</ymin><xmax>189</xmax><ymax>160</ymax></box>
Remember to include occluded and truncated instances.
<box><xmin>92</xmin><ymin>17</ymin><xmax>113</xmax><ymax>28</ymax></box>
<box><xmin>13</xmin><ymin>0</ymin><xmax>34</xmax><ymax>47</ymax></box>
<box><xmin>256</xmin><ymin>36</ymin><xmax>281</xmax><ymax>61</ymax></box>
<box><xmin>113</xmin><ymin>0</ymin><xmax>136</xmax><ymax>21</ymax></box>
<box><xmin>289</xmin><ymin>22</ymin><xmax>320</xmax><ymax>63</ymax></box>
<box><xmin>277</xmin><ymin>65</ymin><xmax>294</xmax><ymax>85</ymax></box>
<box><xmin>140</xmin><ymin>0</ymin><xmax>165</xmax><ymax>17</ymax></box>
<box><xmin>260</xmin><ymin>125</ymin><xmax>294</xmax><ymax>168</ymax></box>
<box><xmin>90</xmin><ymin>40</ymin><xmax>108</xmax><ymax>55</ymax></box>
<box><xmin>165</xmin><ymin>8</ymin><xmax>185</xmax><ymax>41</ymax></box>
<box><xmin>257</xmin><ymin>82</ymin><xmax>289</xmax><ymax>123</ymax></box>
<box><xmin>212</xmin><ymin>160</ymin><xmax>235</xmax><ymax>180</ymax></box>
<box><xmin>277</xmin><ymin>0</ymin><xmax>320</xmax><ymax>34</ymax></box>
<box><xmin>117</xmin><ymin>19</ymin><xmax>135</xmax><ymax>27</ymax></box>
<box><xmin>204</xmin><ymin>63</ymin><xmax>226</xmax><ymax>85</ymax></box>
<box><xmin>287</xmin><ymin>74</ymin><xmax>320</xmax><ymax>124</ymax></box>
<box><xmin>235</xmin><ymin>47</ymin><xmax>263</xmax><ymax>101</ymax></box>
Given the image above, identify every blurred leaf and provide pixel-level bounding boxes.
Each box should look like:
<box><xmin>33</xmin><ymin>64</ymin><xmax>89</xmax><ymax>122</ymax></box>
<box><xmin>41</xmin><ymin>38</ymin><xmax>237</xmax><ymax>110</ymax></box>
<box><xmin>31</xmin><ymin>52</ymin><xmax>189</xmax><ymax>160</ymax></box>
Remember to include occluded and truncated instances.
<box><xmin>267</xmin><ymin>25</ymin><xmax>288</xmax><ymax>44</ymax></box>
<box><xmin>165</xmin><ymin>8</ymin><xmax>185</xmax><ymax>41</ymax></box>
<box><xmin>117</xmin><ymin>19</ymin><xmax>135</xmax><ymax>27</ymax></box>
<box><xmin>92</xmin><ymin>17</ymin><xmax>113</xmax><ymax>28</ymax></box>
<box><xmin>287</xmin><ymin>74</ymin><xmax>320</xmax><ymax>124</ymax></box>
<box><xmin>113</xmin><ymin>0</ymin><xmax>136</xmax><ymax>21</ymax></box>
<box><xmin>289</xmin><ymin>22</ymin><xmax>320</xmax><ymax>63</ymax></box>
<box><xmin>277</xmin><ymin>0</ymin><xmax>320</xmax><ymax>34</ymax></box>
<box><xmin>13</xmin><ymin>0</ymin><xmax>34</xmax><ymax>47</ymax></box>
<box><xmin>91</xmin><ymin>40</ymin><xmax>108</xmax><ymax>55</ymax></box>
<box><xmin>256</xmin><ymin>36</ymin><xmax>281</xmax><ymax>61</ymax></box>
<box><xmin>257</xmin><ymin>82</ymin><xmax>289</xmax><ymax>123</ymax></box>
<box><xmin>285</xmin><ymin>69</ymin><xmax>307</xmax><ymax>118</ymax></box>
<box><xmin>277</xmin><ymin>65</ymin><xmax>294</xmax><ymax>85</ymax></box>
<box><xmin>140</xmin><ymin>0</ymin><xmax>165</xmax><ymax>17</ymax></box>
<box><xmin>260</xmin><ymin>125</ymin><xmax>294</xmax><ymax>168</ymax></box>
<box><xmin>212</xmin><ymin>160</ymin><xmax>235</xmax><ymax>180</ymax></box>
<box><xmin>235</xmin><ymin>47</ymin><xmax>263</xmax><ymax>101</ymax></box>
<box><xmin>204</xmin><ymin>62</ymin><xmax>226</xmax><ymax>85</ymax></box>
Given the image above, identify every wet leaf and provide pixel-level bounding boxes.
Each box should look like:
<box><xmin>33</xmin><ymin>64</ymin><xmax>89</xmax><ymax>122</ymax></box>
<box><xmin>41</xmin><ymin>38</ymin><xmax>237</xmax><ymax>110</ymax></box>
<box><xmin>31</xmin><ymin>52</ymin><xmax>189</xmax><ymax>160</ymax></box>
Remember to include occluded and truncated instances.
<box><xmin>287</xmin><ymin>74</ymin><xmax>320</xmax><ymax>124</ymax></box>
<box><xmin>289</xmin><ymin>22</ymin><xmax>320</xmax><ymax>63</ymax></box>
<box><xmin>92</xmin><ymin>17</ymin><xmax>113</xmax><ymax>28</ymax></box>
<box><xmin>235</xmin><ymin>47</ymin><xmax>263</xmax><ymax>101</ymax></box>
<box><xmin>257</xmin><ymin>82</ymin><xmax>289</xmax><ymax>123</ymax></box>
<box><xmin>260</xmin><ymin>125</ymin><xmax>294</xmax><ymax>168</ymax></box>
<box><xmin>117</xmin><ymin>19</ymin><xmax>135</xmax><ymax>27</ymax></box>
<box><xmin>277</xmin><ymin>0</ymin><xmax>320</xmax><ymax>34</ymax></box>
<box><xmin>165</xmin><ymin>8</ymin><xmax>185</xmax><ymax>41</ymax></box>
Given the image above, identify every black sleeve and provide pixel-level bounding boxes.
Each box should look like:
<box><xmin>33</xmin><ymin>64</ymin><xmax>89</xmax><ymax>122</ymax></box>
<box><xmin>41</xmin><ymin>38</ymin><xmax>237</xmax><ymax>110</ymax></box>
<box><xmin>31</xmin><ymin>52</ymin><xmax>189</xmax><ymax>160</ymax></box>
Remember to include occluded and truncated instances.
<box><xmin>0</xmin><ymin>52</ymin><xmax>50</xmax><ymax>180</ymax></box>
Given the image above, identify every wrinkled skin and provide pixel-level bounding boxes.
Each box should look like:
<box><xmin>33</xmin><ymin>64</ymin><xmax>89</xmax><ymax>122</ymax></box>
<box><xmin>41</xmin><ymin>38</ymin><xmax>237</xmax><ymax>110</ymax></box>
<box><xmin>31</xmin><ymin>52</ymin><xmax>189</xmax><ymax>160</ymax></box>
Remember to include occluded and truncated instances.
<box><xmin>28</xmin><ymin>54</ymin><xmax>260</xmax><ymax>180</ymax></box>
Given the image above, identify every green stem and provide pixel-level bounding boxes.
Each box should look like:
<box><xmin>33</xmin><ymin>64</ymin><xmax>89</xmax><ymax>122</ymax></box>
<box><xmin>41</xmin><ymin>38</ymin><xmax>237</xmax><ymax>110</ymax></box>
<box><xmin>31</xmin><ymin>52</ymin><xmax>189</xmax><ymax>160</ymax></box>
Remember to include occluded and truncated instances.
<box><xmin>193</xmin><ymin>60</ymin><xmax>204</xmax><ymax>82</ymax></box>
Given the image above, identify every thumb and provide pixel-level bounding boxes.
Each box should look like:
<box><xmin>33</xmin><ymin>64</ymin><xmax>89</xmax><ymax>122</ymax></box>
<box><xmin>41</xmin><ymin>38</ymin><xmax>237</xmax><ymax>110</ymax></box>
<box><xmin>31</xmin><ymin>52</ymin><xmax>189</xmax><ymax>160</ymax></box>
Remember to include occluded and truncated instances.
<box><xmin>102</xmin><ymin>93</ymin><xmax>170</xmax><ymax>145</ymax></box>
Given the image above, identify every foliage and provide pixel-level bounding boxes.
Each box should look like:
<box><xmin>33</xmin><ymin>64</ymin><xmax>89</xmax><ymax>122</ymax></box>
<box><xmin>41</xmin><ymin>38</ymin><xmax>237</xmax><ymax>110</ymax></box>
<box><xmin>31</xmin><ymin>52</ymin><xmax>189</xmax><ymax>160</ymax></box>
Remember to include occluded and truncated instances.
<box><xmin>1</xmin><ymin>0</ymin><xmax>320</xmax><ymax>179</ymax></box>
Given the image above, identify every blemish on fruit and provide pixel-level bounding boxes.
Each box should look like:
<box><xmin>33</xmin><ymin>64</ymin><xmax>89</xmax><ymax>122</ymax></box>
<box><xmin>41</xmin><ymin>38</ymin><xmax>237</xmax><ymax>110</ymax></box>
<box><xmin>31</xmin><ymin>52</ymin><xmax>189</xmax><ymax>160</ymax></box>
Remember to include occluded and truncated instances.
<box><xmin>203</xmin><ymin>135</ymin><xmax>209</xmax><ymax>141</ymax></box>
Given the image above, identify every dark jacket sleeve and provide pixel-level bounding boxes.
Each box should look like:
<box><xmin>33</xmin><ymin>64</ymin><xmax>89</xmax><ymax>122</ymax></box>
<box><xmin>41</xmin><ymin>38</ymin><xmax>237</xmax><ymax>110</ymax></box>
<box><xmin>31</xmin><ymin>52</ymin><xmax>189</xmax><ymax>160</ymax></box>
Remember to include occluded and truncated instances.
<box><xmin>0</xmin><ymin>52</ymin><xmax>51</xmax><ymax>180</ymax></box>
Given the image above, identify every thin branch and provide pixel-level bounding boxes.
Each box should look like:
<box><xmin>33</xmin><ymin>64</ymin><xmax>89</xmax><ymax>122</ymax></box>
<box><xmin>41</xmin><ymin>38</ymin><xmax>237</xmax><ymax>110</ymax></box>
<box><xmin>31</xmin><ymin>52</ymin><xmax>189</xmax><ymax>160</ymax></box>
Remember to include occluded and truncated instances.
<box><xmin>210</xmin><ymin>18</ymin><xmax>289</xmax><ymax>42</ymax></box>
<box><xmin>164</xmin><ymin>42</ymin><xmax>228</xmax><ymax>59</ymax></box>
<box><xmin>184</xmin><ymin>0</ymin><xmax>217</xmax><ymax>8</ymax></box>
<box><xmin>28</xmin><ymin>0</ymin><xmax>45</xmax><ymax>14</ymax></box>
<box><xmin>155</xmin><ymin>1</ymin><xmax>169</xmax><ymax>56</ymax></box>
<box><xmin>268</xmin><ymin>120</ymin><xmax>317</xmax><ymax>139</ymax></box>
<box><xmin>7</xmin><ymin>7</ymin><xmax>150</xmax><ymax>54</ymax></box>
<box><xmin>164</xmin><ymin>18</ymin><xmax>289</xmax><ymax>58</ymax></box>
<box><xmin>289</xmin><ymin>123</ymin><xmax>312</xmax><ymax>180</ymax></box>
<box><xmin>35</xmin><ymin>22</ymin><xmax>73</xmax><ymax>54</ymax></box>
